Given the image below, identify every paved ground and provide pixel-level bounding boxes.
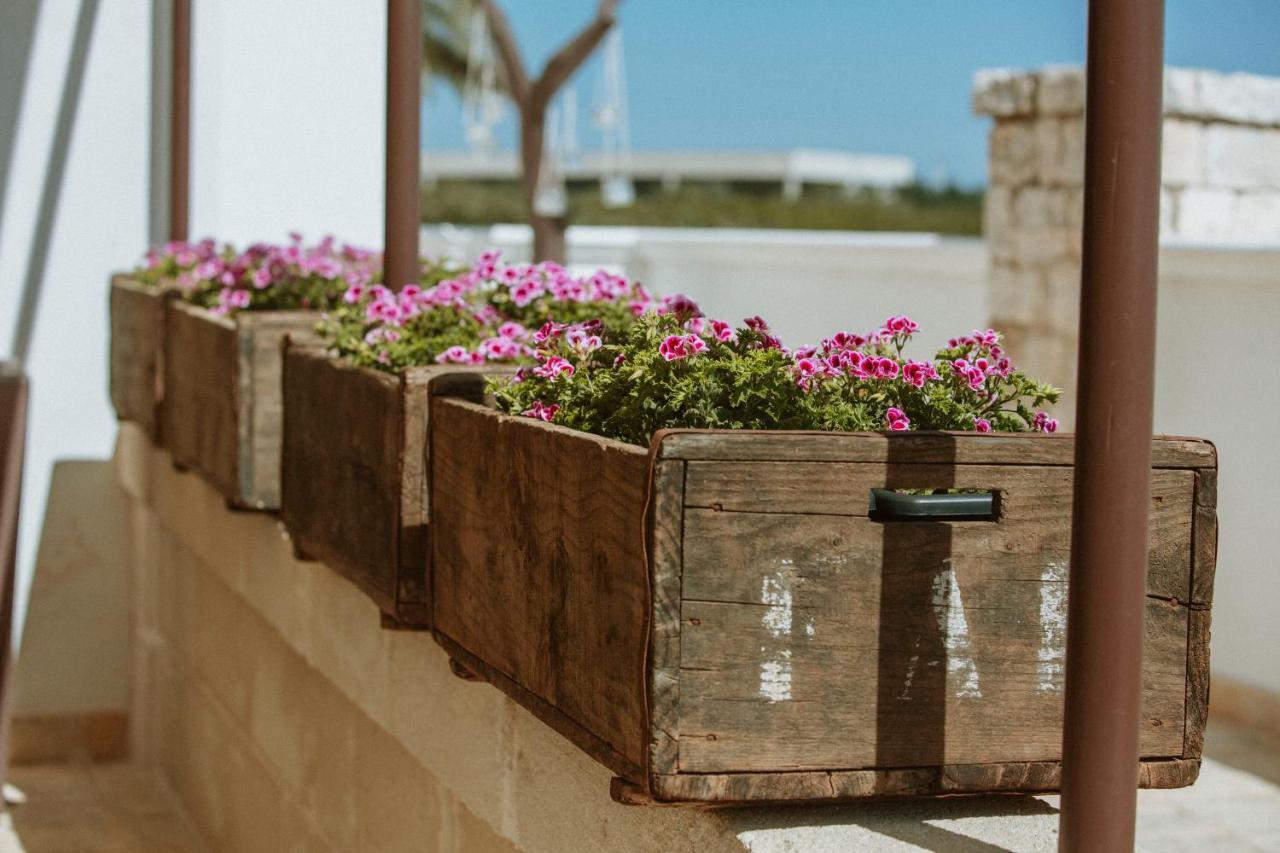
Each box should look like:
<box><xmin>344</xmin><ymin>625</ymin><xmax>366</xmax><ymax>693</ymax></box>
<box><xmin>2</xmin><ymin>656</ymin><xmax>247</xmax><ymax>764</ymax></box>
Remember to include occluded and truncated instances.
<box><xmin>4</xmin><ymin>762</ymin><xmax>209</xmax><ymax>853</ymax></box>
<box><xmin>1</xmin><ymin>719</ymin><xmax>1276</xmax><ymax>852</ymax></box>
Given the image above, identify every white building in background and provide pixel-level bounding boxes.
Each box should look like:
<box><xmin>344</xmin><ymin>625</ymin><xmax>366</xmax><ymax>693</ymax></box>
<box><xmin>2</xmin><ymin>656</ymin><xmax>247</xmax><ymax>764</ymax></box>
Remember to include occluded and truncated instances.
<box><xmin>423</xmin><ymin>148</ymin><xmax>917</xmax><ymax>198</ymax></box>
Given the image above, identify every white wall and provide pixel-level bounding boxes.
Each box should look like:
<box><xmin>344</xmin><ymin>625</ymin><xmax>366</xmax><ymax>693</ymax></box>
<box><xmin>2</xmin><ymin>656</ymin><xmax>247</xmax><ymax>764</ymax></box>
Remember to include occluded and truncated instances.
<box><xmin>0</xmin><ymin>0</ymin><xmax>386</xmax><ymax>645</ymax></box>
<box><xmin>422</xmin><ymin>225</ymin><xmax>992</xmax><ymax>354</ymax></box>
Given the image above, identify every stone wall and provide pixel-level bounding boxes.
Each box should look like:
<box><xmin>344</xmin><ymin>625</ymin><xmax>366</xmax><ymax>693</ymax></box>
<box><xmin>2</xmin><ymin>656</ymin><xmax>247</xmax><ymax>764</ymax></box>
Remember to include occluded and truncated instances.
<box><xmin>112</xmin><ymin>423</ymin><xmax>1069</xmax><ymax>852</ymax></box>
<box><xmin>974</xmin><ymin>66</ymin><xmax>1280</xmax><ymax>418</ymax></box>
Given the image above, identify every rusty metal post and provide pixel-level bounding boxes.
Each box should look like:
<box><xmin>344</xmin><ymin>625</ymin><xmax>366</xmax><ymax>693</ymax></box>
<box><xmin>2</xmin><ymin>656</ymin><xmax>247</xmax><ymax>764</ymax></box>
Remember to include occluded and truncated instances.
<box><xmin>385</xmin><ymin>0</ymin><xmax>421</xmax><ymax>291</ymax></box>
<box><xmin>170</xmin><ymin>0</ymin><xmax>191</xmax><ymax>242</ymax></box>
<box><xmin>0</xmin><ymin>365</ymin><xmax>29</xmax><ymax>787</ymax></box>
<box><xmin>1059</xmin><ymin>1</ymin><xmax>1165</xmax><ymax>850</ymax></box>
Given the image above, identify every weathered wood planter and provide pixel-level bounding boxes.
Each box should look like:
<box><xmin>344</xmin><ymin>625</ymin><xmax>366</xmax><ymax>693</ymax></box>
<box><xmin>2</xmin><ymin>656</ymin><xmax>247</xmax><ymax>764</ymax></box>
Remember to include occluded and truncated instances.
<box><xmin>429</xmin><ymin>394</ymin><xmax>1218</xmax><ymax>805</ymax></box>
<box><xmin>280</xmin><ymin>347</ymin><xmax>498</xmax><ymax>626</ymax></box>
<box><xmin>109</xmin><ymin>275</ymin><xmax>175</xmax><ymax>442</ymax></box>
<box><xmin>162</xmin><ymin>302</ymin><xmax>318</xmax><ymax>509</ymax></box>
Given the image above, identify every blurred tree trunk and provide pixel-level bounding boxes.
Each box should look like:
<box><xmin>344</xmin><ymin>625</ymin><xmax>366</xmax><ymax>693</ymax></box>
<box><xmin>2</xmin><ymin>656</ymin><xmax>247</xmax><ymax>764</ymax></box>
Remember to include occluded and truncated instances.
<box><xmin>483</xmin><ymin>0</ymin><xmax>619</xmax><ymax>262</ymax></box>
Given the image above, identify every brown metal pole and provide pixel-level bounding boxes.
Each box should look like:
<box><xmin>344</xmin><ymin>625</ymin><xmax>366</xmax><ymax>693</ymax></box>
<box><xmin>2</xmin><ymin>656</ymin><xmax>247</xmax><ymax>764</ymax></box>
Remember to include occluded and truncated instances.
<box><xmin>0</xmin><ymin>365</ymin><xmax>29</xmax><ymax>788</ymax></box>
<box><xmin>1059</xmin><ymin>1</ymin><xmax>1165</xmax><ymax>850</ymax></box>
<box><xmin>170</xmin><ymin>0</ymin><xmax>191</xmax><ymax>242</ymax></box>
<box><xmin>385</xmin><ymin>0</ymin><xmax>421</xmax><ymax>291</ymax></box>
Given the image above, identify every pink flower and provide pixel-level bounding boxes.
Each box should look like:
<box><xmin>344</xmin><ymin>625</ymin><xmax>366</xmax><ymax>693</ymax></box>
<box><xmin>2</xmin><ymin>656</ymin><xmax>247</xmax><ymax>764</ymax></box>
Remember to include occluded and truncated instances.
<box><xmin>434</xmin><ymin>346</ymin><xmax>473</xmax><ymax>365</ymax></box>
<box><xmin>533</xmin><ymin>321</ymin><xmax>566</xmax><ymax>344</ymax></box>
<box><xmin>709</xmin><ymin>320</ymin><xmax>736</xmax><ymax>342</ymax></box>
<box><xmin>533</xmin><ymin>356</ymin><xmax>575</xmax><ymax>380</ymax></box>
<box><xmin>881</xmin><ymin>315</ymin><xmax>919</xmax><ymax>337</ymax></box>
<box><xmin>1033</xmin><ymin>412</ymin><xmax>1059</xmax><ymax>433</ymax></box>
<box><xmin>342</xmin><ymin>284</ymin><xmax>365</xmax><ymax>304</ymax></box>
<box><xmin>522</xmin><ymin>401</ymin><xmax>560</xmax><ymax>422</ymax></box>
<box><xmin>885</xmin><ymin>407</ymin><xmax>911</xmax><ymax>432</ymax></box>
<box><xmin>901</xmin><ymin>360</ymin><xmax>939</xmax><ymax>388</ymax></box>
<box><xmin>873</xmin><ymin>357</ymin><xmax>900</xmax><ymax>380</ymax></box>
<box><xmin>974</xmin><ymin>417</ymin><xmax>992</xmax><ymax>433</ymax></box>
<box><xmin>565</xmin><ymin>327</ymin><xmax>602</xmax><ymax>353</ymax></box>
<box><xmin>498</xmin><ymin>321</ymin><xmax>526</xmax><ymax>340</ymax></box>
<box><xmin>658</xmin><ymin>334</ymin><xmax>707</xmax><ymax>362</ymax></box>
<box><xmin>613</xmin><ymin>353</ymin><xmax>627</xmax><ymax>368</ymax></box>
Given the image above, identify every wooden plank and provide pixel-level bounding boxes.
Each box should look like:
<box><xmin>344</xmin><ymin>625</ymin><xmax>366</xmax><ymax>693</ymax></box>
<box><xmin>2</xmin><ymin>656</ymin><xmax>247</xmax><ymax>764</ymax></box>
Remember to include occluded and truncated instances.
<box><xmin>1183</xmin><ymin>608</ymin><xmax>1212</xmax><ymax>760</ymax></box>
<box><xmin>675</xmin><ymin>502</ymin><xmax>1188</xmax><ymax>772</ymax></box>
<box><xmin>658</xmin><ymin>430</ymin><xmax>1216</xmax><ymax>469</ymax></box>
<box><xmin>108</xmin><ymin>276</ymin><xmax>172</xmax><ymax>442</ymax></box>
<box><xmin>647</xmin><ymin>459</ymin><xmax>685</xmax><ymax>782</ymax></box>
<box><xmin>281</xmin><ymin>353</ymin><xmax>499</xmax><ymax>623</ymax></box>
<box><xmin>683</xmin><ymin>464</ymin><xmax>1192</xmax><ymax>602</ymax></box>
<box><xmin>431</xmin><ymin>398</ymin><xmax>652</xmax><ymax>774</ymax></box>
<box><xmin>281</xmin><ymin>345</ymin><xmax>405</xmax><ymax>614</ymax></box>
<box><xmin>1191</xmin><ymin>468</ymin><xmax>1218</xmax><ymax>607</ymax></box>
<box><xmin>627</xmin><ymin>757</ymin><xmax>1200</xmax><ymax>804</ymax></box>
<box><xmin>162</xmin><ymin>303</ymin><xmax>240</xmax><ymax>500</ymax></box>
<box><xmin>236</xmin><ymin>313</ymin><xmax>320</xmax><ymax>509</ymax></box>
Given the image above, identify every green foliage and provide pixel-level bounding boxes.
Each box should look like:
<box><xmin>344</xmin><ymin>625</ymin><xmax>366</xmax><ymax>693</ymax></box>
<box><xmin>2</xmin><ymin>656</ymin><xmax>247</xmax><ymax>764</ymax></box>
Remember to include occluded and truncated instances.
<box><xmin>422</xmin><ymin>180</ymin><xmax>984</xmax><ymax>236</ymax></box>
<box><xmin>492</xmin><ymin>313</ymin><xmax>1060</xmax><ymax>447</ymax></box>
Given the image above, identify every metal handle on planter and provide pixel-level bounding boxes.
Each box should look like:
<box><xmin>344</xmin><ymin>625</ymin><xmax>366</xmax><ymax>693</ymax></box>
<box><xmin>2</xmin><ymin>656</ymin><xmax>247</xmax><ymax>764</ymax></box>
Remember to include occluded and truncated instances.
<box><xmin>869</xmin><ymin>489</ymin><xmax>996</xmax><ymax>521</ymax></box>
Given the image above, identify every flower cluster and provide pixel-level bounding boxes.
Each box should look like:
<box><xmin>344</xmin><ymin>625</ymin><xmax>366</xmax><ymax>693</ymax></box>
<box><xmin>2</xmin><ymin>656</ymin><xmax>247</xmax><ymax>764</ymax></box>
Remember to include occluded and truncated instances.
<box><xmin>134</xmin><ymin>239</ymin><xmax>227</xmax><ymax>286</ymax></box>
<box><xmin>491</xmin><ymin>310</ymin><xmax>1061</xmax><ymax>446</ymax></box>
<box><xmin>319</xmin><ymin>251</ymin><xmax>651</xmax><ymax>373</ymax></box>
<box><xmin>176</xmin><ymin>233</ymin><xmax>382</xmax><ymax>314</ymax></box>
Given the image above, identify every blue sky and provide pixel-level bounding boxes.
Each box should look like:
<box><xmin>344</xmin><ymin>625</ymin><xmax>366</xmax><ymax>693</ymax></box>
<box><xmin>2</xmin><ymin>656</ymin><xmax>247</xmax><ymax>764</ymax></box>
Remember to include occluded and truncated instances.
<box><xmin>423</xmin><ymin>0</ymin><xmax>1280</xmax><ymax>187</ymax></box>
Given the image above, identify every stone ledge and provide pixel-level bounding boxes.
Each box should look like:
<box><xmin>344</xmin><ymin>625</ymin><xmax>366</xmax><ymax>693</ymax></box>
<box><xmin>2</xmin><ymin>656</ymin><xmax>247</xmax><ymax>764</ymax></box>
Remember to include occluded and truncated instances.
<box><xmin>974</xmin><ymin>65</ymin><xmax>1280</xmax><ymax>127</ymax></box>
<box><xmin>118</xmin><ymin>422</ymin><xmax>1068</xmax><ymax>852</ymax></box>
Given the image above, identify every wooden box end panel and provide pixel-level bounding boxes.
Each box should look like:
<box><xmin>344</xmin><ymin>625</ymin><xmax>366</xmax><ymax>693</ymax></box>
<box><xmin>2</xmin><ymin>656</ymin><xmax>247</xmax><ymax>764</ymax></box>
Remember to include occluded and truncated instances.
<box><xmin>108</xmin><ymin>276</ymin><xmax>172</xmax><ymax>441</ymax></box>
<box><xmin>281</xmin><ymin>345</ymin><xmax>406</xmax><ymax>613</ymax></box>
<box><xmin>429</xmin><ymin>397</ymin><xmax>653</xmax><ymax>778</ymax></box>
<box><xmin>161</xmin><ymin>302</ymin><xmax>240</xmax><ymax>500</ymax></box>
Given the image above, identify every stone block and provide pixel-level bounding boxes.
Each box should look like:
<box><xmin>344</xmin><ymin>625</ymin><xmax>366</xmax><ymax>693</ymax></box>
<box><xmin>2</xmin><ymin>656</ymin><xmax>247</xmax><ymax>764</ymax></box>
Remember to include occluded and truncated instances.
<box><xmin>1043</xmin><ymin>117</ymin><xmax>1085</xmax><ymax>187</ymax></box>
<box><xmin>983</xmin><ymin>184</ymin><xmax>1014</xmax><ymax>238</ymax></box>
<box><xmin>1205</xmin><ymin>125</ymin><xmax>1280</xmax><ymax>190</ymax></box>
<box><xmin>972</xmin><ymin>68</ymin><xmax>1038</xmax><ymax>117</ymax></box>
<box><xmin>1175</xmin><ymin>187</ymin><xmax>1240</xmax><ymax>242</ymax></box>
<box><xmin>1044</xmin><ymin>260</ymin><xmax>1083</xmax><ymax>334</ymax></box>
<box><xmin>1167</xmin><ymin>67</ymin><xmax>1280</xmax><ymax>127</ymax></box>
<box><xmin>1234</xmin><ymin>192</ymin><xmax>1280</xmax><ymax>241</ymax></box>
<box><xmin>988</xmin><ymin>264</ymin><xmax>1042</xmax><ymax>327</ymax></box>
<box><xmin>1014</xmin><ymin>186</ymin><xmax>1071</xmax><ymax>229</ymax></box>
<box><xmin>989</xmin><ymin>121</ymin><xmax>1040</xmax><ymax>186</ymax></box>
<box><xmin>1038</xmin><ymin>65</ymin><xmax>1085</xmax><ymax>115</ymax></box>
<box><xmin>1161</xmin><ymin>119</ymin><xmax>1207</xmax><ymax>187</ymax></box>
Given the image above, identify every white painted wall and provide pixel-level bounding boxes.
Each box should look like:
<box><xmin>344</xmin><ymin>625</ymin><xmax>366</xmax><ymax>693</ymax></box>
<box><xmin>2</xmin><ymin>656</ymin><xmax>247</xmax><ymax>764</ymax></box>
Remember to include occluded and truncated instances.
<box><xmin>0</xmin><ymin>0</ymin><xmax>386</xmax><ymax>644</ymax></box>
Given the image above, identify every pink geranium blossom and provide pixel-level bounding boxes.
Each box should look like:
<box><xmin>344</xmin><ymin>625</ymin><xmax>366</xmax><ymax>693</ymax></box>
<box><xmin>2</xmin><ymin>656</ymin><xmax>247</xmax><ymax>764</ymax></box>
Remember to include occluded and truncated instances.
<box><xmin>885</xmin><ymin>407</ymin><xmax>911</xmax><ymax>431</ymax></box>
<box><xmin>522</xmin><ymin>401</ymin><xmax>560</xmax><ymax>422</ymax></box>
<box><xmin>659</xmin><ymin>334</ymin><xmax>707</xmax><ymax>362</ymax></box>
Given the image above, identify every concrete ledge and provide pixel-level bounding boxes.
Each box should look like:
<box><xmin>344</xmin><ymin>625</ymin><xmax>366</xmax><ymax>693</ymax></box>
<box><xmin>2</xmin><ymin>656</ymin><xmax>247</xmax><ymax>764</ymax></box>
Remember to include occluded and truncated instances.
<box><xmin>119</xmin><ymin>422</ymin><xmax>1070</xmax><ymax>851</ymax></box>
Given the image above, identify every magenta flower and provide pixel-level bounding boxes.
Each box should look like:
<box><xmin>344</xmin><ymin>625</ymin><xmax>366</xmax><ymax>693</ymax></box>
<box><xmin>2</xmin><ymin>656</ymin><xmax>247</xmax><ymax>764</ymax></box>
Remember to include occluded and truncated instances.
<box><xmin>709</xmin><ymin>320</ymin><xmax>735</xmax><ymax>342</ymax></box>
<box><xmin>434</xmin><ymin>346</ymin><xmax>472</xmax><ymax>365</ymax></box>
<box><xmin>1033</xmin><ymin>412</ymin><xmax>1059</xmax><ymax>433</ymax></box>
<box><xmin>565</xmin><ymin>327</ymin><xmax>602</xmax><ymax>353</ymax></box>
<box><xmin>901</xmin><ymin>360</ymin><xmax>939</xmax><ymax>388</ymax></box>
<box><xmin>522</xmin><ymin>400</ymin><xmax>560</xmax><ymax>422</ymax></box>
<box><xmin>974</xmin><ymin>417</ymin><xmax>992</xmax><ymax>433</ymax></box>
<box><xmin>533</xmin><ymin>356</ymin><xmax>575</xmax><ymax>380</ymax></box>
<box><xmin>659</xmin><ymin>334</ymin><xmax>707</xmax><ymax>362</ymax></box>
<box><xmin>498</xmin><ymin>321</ymin><xmax>526</xmax><ymax>340</ymax></box>
<box><xmin>885</xmin><ymin>407</ymin><xmax>911</xmax><ymax>431</ymax></box>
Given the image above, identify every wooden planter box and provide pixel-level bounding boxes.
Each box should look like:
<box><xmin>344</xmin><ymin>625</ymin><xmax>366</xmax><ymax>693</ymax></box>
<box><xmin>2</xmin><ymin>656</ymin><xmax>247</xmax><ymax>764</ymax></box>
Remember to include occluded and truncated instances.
<box><xmin>280</xmin><ymin>347</ymin><xmax>497</xmax><ymax>626</ymax></box>
<box><xmin>429</xmin><ymin>394</ymin><xmax>1218</xmax><ymax>805</ymax></box>
<box><xmin>162</xmin><ymin>302</ymin><xmax>318</xmax><ymax>509</ymax></box>
<box><xmin>109</xmin><ymin>275</ymin><xmax>175</xmax><ymax>442</ymax></box>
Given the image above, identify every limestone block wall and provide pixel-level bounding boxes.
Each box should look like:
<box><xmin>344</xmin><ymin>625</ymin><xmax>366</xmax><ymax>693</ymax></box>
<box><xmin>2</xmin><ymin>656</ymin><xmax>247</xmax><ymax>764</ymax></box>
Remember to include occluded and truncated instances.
<box><xmin>974</xmin><ymin>66</ymin><xmax>1280</xmax><ymax>418</ymax></box>
<box><xmin>111</xmin><ymin>422</ymin><xmax>1069</xmax><ymax>852</ymax></box>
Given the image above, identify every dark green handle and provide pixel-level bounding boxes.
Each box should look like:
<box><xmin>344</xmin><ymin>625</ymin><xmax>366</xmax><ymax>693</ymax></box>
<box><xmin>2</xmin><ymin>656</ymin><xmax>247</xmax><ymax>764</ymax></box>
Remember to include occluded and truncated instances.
<box><xmin>869</xmin><ymin>489</ymin><xmax>995</xmax><ymax>521</ymax></box>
